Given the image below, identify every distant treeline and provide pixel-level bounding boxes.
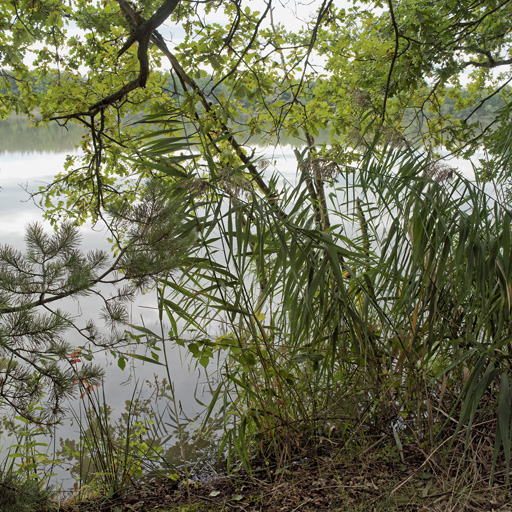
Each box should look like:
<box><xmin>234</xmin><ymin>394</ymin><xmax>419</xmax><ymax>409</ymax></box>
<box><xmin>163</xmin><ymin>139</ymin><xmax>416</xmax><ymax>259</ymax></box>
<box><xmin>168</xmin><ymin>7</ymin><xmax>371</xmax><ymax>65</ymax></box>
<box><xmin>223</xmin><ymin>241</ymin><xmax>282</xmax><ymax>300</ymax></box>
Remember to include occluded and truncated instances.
<box><xmin>1</xmin><ymin>70</ymin><xmax>507</xmax><ymax>137</ymax></box>
<box><xmin>0</xmin><ymin>71</ymin><xmax>56</xmax><ymax>96</ymax></box>
<box><xmin>403</xmin><ymin>89</ymin><xmax>507</xmax><ymax>127</ymax></box>
<box><xmin>0</xmin><ymin>70</ymin><xmax>298</xmax><ymax>112</ymax></box>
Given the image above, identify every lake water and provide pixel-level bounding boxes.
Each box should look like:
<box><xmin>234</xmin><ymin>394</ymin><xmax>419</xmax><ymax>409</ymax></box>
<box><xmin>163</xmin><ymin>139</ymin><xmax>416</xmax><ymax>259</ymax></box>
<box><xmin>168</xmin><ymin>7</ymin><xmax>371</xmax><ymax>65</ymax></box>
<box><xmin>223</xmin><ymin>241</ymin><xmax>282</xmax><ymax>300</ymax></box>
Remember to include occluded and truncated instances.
<box><xmin>0</xmin><ymin>120</ymin><xmax>214</xmax><ymax>487</ymax></box>
<box><xmin>0</xmin><ymin>148</ymin><xmax>203</xmax><ymax>403</ymax></box>
<box><xmin>0</xmin><ymin>119</ymin><xmax>309</xmax><ymax>488</ymax></box>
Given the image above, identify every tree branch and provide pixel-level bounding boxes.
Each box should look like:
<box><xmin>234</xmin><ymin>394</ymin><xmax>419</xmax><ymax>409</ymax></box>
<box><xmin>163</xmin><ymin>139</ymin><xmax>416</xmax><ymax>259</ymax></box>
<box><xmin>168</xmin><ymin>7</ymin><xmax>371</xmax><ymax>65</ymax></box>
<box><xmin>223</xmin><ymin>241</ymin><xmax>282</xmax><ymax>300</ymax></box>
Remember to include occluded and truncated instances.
<box><xmin>52</xmin><ymin>0</ymin><xmax>180</xmax><ymax>120</ymax></box>
<box><xmin>464</xmin><ymin>56</ymin><xmax>512</xmax><ymax>68</ymax></box>
<box><xmin>116</xmin><ymin>0</ymin><xmax>289</xmax><ymax>218</ymax></box>
<box><xmin>382</xmin><ymin>0</ymin><xmax>400</xmax><ymax>120</ymax></box>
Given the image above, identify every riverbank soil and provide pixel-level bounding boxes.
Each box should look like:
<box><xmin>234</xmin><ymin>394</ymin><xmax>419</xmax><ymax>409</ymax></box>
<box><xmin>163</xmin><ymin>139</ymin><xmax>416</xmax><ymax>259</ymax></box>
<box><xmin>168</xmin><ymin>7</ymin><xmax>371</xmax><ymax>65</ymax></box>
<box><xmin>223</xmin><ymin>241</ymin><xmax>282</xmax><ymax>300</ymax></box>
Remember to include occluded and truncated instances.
<box><xmin>53</xmin><ymin>444</ymin><xmax>512</xmax><ymax>512</ymax></box>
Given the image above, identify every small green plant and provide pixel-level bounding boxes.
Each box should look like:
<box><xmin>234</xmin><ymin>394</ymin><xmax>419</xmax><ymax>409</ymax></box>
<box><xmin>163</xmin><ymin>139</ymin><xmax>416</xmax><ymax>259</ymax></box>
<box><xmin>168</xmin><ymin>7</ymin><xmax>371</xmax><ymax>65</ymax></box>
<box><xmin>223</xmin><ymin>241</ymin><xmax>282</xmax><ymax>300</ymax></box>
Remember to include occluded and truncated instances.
<box><xmin>0</xmin><ymin>403</ymin><xmax>57</xmax><ymax>511</ymax></box>
<box><xmin>5</xmin><ymin>414</ymin><xmax>58</xmax><ymax>484</ymax></box>
<box><xmin>0</xmin><ymin>473</ymin><xmax>51</xmax><ymax>512</ymax></box>
<box><xmin>58</xmin><ymin>378</ymin><xmax>182</xmax><ymax>497</ymax></box>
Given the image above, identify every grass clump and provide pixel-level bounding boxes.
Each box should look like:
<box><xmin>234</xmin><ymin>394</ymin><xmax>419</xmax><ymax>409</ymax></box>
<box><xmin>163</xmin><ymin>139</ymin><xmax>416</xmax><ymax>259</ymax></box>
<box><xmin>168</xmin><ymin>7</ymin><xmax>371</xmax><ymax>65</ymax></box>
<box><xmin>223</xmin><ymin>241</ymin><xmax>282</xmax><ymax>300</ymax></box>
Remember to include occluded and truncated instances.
<box><xmin>48</xmin><ymin>132</ymin><xmax>512</xmax><ymax>510</ymax></box>
<box><xmin>0</xmin><ymin>473</ymin><xmax>51</xmax><ymax>512</ymax></box>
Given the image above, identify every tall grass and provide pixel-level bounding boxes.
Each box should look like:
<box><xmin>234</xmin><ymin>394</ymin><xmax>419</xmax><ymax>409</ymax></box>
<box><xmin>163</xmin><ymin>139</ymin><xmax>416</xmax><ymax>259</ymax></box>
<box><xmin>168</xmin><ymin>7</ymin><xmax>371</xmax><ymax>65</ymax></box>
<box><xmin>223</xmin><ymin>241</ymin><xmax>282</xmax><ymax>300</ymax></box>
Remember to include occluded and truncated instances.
<box><xmin>59</xmin><ymin>379</ymin><xmax>184</xmax><ymax>498</ymax></box>
<box><xmin>137</xmin><ymin>120</ymin><xmax>512</xmax><ymax>479</ymax></box>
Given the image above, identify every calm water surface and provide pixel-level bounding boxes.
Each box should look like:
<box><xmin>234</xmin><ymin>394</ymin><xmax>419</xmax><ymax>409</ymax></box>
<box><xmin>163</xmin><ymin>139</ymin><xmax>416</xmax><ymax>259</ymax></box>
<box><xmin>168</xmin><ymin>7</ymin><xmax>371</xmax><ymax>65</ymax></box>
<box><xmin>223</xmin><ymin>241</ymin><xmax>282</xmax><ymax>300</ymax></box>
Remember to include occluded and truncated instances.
<box><xmin>0</xmin><ymin>119</ymin><xmax>304</xmax><ymax>484</ymax></box>
<box><xmin>0</xmin><ymin>118</ymin><xmax>477</xmax><ymax>402</ymax></box>
<box><xmin>0</xmin><ymin>121</ymin><xmax>219</xmax><ymax>486</ymax></box>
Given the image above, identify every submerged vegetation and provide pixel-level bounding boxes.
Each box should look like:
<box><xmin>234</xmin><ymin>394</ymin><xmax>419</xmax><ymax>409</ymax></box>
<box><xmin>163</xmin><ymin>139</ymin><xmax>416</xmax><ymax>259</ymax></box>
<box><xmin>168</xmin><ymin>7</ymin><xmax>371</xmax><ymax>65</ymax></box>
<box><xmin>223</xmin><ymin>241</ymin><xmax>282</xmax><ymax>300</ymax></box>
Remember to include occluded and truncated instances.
<box><xmin>2</xmin><ymin>0</ymin><xmax>512</xmax><ymax>509</ymax></box>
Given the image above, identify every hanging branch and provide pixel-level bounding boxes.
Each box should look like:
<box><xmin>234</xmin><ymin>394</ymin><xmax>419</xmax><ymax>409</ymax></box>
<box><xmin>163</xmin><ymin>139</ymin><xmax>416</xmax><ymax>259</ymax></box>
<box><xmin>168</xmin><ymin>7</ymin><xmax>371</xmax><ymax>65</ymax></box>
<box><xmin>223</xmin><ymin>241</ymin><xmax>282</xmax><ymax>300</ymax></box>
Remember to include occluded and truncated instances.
<box><xmin>50</xmin><ymin>0</ymin><xmax>289</xmax><ymax>220</ymax></box>
<box><xmin>382</xmin><ymin>0</ymin><xmax>400</xmax><ymax>120</ymax></box>
<box><xmin>115</xmin><ymin>0</ymin><xmax>288</xmax><ymax>217</ymax></box>
<box><xmin>51</xmin><ymin>0</ymin><xmax>180</xmax><ymax>120</ymax></box>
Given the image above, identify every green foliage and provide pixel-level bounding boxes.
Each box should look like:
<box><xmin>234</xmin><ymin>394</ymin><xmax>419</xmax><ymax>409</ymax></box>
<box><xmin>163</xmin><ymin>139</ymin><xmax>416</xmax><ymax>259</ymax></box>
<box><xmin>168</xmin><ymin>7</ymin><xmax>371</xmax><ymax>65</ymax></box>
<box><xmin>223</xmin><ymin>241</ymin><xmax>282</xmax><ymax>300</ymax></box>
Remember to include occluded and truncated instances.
<box><xmin>0</xmin><ymin>474</ymin><xmax>50</xmax><ymax>512</ymax></box>
<box><xmin>0</xmin><ymin>187</ymin><xmax>196</xmax><ymax>423</ymax></box>
<box><xmin>0</xmin><ymin>223</ymin><xmax>108</xmax><ymax>423</ymax></box>
<box><xmin>0</xmin><ymin>406</ymin><xmax>55</xmax><ymax>512</ymax></box>
<box><xmin>3</xmin><ymin>409</ymin><xmax>59</xmax><ymax>484</ymax></box>
<box><xmin>3</xmin><ymin>0</ymin><xmax>512</xmax><ymax>222</ymax></box>
<box><xmin>4</xmin><ymin>0</ymin><xmax>512</xmax><ymax>490</ymax></box>
<box><xmin>316</xmin><ymin>0</ymin><xmax>512</xmax><ymax>159</ymax></box>
<box><xmin>108</xmin><ymin>178</ymin><xmax>198</xmax><ymax>290</ymax></box>
<box><xmin>132</xmin><ymin>122</ymin><xmax>512</xmax><ymax>478</ymax></box>
<box><xmin>58</xmin><ymin>381</ymin><xmax>183</xmax><ymax>496</ymax></box>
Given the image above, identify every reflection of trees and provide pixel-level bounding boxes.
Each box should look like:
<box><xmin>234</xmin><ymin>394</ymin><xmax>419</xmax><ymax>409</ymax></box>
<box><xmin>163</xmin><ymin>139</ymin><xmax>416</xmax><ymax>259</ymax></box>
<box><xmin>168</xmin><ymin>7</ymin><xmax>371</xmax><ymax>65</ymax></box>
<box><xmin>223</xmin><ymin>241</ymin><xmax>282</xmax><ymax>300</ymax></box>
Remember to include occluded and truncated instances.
<box><xmin>57</xmin><ymin>376</ymin><xmax>219</xmax><ymax>488</ymax></box>
<box><xmin>0</xmin><ymin>119</ymin><xmax>84</xmax><ymax>154</ymax></box>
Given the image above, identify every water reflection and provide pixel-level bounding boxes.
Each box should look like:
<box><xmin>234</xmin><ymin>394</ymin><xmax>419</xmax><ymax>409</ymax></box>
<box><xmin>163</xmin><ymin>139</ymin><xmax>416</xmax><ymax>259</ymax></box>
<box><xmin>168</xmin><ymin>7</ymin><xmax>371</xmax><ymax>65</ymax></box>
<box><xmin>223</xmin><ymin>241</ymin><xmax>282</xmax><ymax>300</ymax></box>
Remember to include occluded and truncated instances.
<box><xmin>0</xmin><ymin>117</ymin><xmax>84</xmax><ymax>154</ymax></box>
<box><xmin>0</xmin><ymin>140</ymin><xmax>214</xmax><ymax>489</ymax></box>
<box><xmin>0</xmin><ymin>118</ymin><xmax>480</xmax><ymax>491</ymax></box>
